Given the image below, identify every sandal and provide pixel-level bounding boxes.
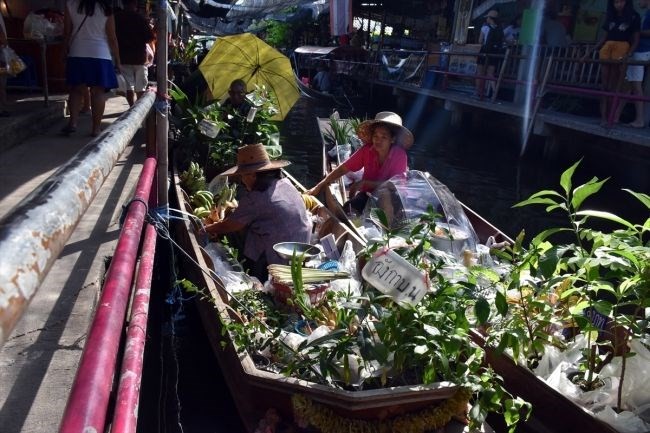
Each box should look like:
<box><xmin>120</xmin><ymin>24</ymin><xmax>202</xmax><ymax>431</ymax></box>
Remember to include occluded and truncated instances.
<box><xmin>60</xmin><ymin>125</ymin><xmax>77</xmax><ymax>135</ymax></box>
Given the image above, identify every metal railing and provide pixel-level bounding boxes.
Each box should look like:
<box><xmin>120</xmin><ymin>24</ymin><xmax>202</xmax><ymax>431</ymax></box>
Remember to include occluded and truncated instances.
<box><xmin>350</xmin><ymin>44</ymin><xmax>648</xmax><ymax>130</ymax></box>
<box><xmin>0</xmin><ymin>92</ymin><xmax>156</xmax><ymax>347</ymax></box>
<box><xmin>59</xmin><ymin>156</ymin><xmax>158</xmax><ymax>433</ymax></box>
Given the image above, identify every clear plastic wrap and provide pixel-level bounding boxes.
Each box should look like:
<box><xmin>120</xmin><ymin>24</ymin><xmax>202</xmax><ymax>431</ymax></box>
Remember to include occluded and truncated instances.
<box><xmin>361</xmin><ymin>170</ymin><xmax>479</xmax><ymax>256</ymax></box>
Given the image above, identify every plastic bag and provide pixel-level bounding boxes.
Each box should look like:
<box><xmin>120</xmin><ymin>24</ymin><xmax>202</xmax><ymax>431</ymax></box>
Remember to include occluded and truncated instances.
<box><xmin>0</xmin><ymin>47</ymin><xmax>27</xmax><ymax>77</ymax></box>
<box><xmin>339</xmin><ymin>240</ymin><xmax>358</xmax><ymax>277</ymax></box>
<box><xmin>23</xmin><ymin>12</ymin><xmax>62</xmax><ymax>39</ymax></box>
<box><xmin>594</xmin><ymin>406</ymin><xmax>650</xmax><ymax>433</ymax></box>
<box><xmin>599</xmin><ymin>339</ymin><xmax>650</xmax><ymax>411</ymax></box>
<box><xmin>327</xmin><ymin>143</ymin><xmax>351</xmax><ymax>161</ymax></box>
<box><xmin>115</xmin><ymin>73</ymin><xmax>127</xmax><ymax>95</ymax></box>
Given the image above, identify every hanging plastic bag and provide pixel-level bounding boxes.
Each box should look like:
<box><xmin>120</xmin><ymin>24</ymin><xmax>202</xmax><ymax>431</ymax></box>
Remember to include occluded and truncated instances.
<box><xmin>0</xmin><ymin>47</ymin><xmax>27</xmax><ymax>76</ymax></box>
<box><xmin>115</xmin><ymin>73</ymin><xmax>127</xmax><ymax>95</ymax></box>
<box><xmin>23</xmin><ymin>12</ymin><xmax>62</xmax><ymax>39</ymax></box>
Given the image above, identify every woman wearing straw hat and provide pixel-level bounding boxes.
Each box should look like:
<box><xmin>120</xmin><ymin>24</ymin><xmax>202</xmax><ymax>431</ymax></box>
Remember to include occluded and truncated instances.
<box><xmin>203</xmin><ymin>144</ymin><xmax>312</xmax><ymax>281</ymax></box>
<box><xmin>308</xmin><ymin>111</ymin><xmax>413</xmax><ymax>215</ymax></box>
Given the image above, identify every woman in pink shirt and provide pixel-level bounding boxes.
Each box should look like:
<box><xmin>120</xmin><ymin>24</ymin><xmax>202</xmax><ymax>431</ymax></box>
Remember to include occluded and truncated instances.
<box><xmin>309</xmin><ymin>111</ymin><xmax>413</xmax><ymax>214</ymax></box>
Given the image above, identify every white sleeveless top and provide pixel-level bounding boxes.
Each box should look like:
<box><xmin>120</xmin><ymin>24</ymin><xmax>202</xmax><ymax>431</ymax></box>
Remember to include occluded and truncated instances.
<box><xmin>67</xmin><ymin>0</ymin><xmax>111</xmax><ymax>60</ymax></box>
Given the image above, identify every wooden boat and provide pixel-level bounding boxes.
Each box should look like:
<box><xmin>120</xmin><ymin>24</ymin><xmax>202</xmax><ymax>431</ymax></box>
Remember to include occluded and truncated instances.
<box><xmin>171</xmin><ymin>167</ymin><xmax>471</xmax><ymax>432</ymax></box>
<box><xmin>316</xmin><ymin>118</ymin><xmax>623</xmax><ymax>433</ymax></box>
<box><xmin>291</xmin><ymin>46</ymin><xmax>369</xmax><ymax>111</ymax></box>
<box><xmin>316</xmin><ymin>116</ymin><xmax>512</xmax><ymax>246</ymax></box>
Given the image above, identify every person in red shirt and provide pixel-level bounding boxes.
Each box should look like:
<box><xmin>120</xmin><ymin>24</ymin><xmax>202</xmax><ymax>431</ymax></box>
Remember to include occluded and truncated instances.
<box><xmin>308</xmin><ymin>111</ymin><xmax>413</xmax><ymax>214</ymax></box>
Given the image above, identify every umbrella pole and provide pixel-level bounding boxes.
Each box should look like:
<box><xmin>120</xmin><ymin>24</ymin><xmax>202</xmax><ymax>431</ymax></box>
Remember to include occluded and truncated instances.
<box><xmin>156</xmin><ymin>1</ymin><xmax>169</xmax><ymax>210</ymax></box>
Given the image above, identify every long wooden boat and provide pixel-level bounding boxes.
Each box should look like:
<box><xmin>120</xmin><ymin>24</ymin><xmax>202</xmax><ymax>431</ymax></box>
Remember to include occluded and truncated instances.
<box><xmin>316</xmin><ymin>117</ymin><xmax>512</xmax><ymax>246</ymax></box>
<box><xmin>316</xmin><ymin>119</ymin><xmax>623</xmax><ymax>433</ymax></box>
<box><xmin>291</xmin><ymin>46</ymin><xmax>369</xmax><ymax>111</ymax></box>
<box><xmin>171</xmin><ymin>167</ymin><xmax>475</xmax><ymax>432</ymax></box>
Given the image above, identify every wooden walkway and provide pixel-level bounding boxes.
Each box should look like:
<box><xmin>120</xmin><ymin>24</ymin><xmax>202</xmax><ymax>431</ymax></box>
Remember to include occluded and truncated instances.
<box><xmin>369</xmin><ymin>80</ymin><xmax>650</xmax><ymax>148</ymax></box>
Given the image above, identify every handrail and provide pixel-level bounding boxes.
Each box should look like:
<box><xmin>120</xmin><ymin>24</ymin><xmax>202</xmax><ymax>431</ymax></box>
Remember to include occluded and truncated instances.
<box><xmin>0</xmin><ymin>91</ymin><xmax>156</xmax><ymax>347</ymax></box>
<box><xmin>59</xmin><ymin>156</ymin><xmax>157</xmax><ymax>433</ymax></box>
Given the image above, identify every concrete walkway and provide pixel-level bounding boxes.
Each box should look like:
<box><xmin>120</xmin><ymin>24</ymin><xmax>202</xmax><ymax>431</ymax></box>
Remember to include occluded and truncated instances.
<box><xmin>0</xmin><ymin>94</ymin><xmax>146</xmax><ymax>432</ymax></box>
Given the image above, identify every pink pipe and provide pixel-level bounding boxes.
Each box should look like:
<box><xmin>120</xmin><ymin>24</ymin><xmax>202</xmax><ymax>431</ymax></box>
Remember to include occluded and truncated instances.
<box><xmin>59</xmin><ymin>157</ymin><xmax>157</xmax><ymax>433</ymax></box>
<box><xmin>111</xmin><ymin>220</ymin><xmax>157</xmax><ymax>433</ymax></box>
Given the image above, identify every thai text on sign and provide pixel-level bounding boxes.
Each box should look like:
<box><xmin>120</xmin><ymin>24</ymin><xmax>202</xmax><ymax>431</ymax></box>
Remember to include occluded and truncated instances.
<box><xmin>361</xmin><ymin>248</ymin><xmax>429</xmax><ymax>306</ymax></box>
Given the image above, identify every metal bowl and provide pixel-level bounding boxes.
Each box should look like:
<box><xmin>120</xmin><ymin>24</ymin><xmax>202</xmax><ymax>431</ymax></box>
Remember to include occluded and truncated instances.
<box><xmin>273</xmin><ymin>242</ymin><xmax>321</xmax><ymax>261</ymax></box>
<box><xmin>430</xmin><ymin>223</ymin><xmax>471</xmax><ymax>254</ymax></box>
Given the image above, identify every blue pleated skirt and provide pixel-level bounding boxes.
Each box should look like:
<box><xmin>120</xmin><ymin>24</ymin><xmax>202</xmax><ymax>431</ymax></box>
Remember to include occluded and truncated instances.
<box><xmin>66</xmin><ymin>57</ymin><xmax>118</xmax><ymax>91</ymax></box>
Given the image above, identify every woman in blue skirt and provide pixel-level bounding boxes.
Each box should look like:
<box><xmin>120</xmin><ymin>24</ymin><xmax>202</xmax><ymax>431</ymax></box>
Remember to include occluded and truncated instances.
<box><xmin>63</xmin><ymin>0</ymin><xmax>120</xmax><ymax>137</ymax></box>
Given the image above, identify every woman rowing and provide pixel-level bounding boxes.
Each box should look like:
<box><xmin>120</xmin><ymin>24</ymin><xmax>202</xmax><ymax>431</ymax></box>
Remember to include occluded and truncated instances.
<box><xmin>203</xmin><ymin>144</ymin><xmax>312</xmax><ymax>281</ymax></box>
<box><xmin>308</xmin><ymin>111</ymin><xmax>413</xmax><ymax>215</ymax></box>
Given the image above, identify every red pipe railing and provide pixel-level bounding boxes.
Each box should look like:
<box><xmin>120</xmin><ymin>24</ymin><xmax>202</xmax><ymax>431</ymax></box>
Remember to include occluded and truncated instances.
<box><xmin>59</xmin><ymin>156</ymin><xmax>158</xmax><ymax>433</ymax></box>
<box><xmin>111</xmin><ymin>220</ymin><xmax>157</xmax><ymax>433</ymax></box>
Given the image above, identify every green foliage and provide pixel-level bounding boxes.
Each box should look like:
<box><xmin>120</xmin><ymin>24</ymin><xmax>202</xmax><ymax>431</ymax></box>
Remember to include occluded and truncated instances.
<box><xmin>263</xmin><ymin>20</ymin><xmax>293</xmax><ymax>48</ymax></box>
<box><xmin>326</xmin><ymin>116</ymin><xmax>354</xmax><ymax>146</ymax></box>
<box><xmin>170</xmin><ymin>83</ymin><xmax>282</xmax><ymax>175</ymax></box>
<box><xmin>211</xmin><ymin>84</ymin><xmax>281</xmax><ymax>171</ymax></box>
<box><xmin>494</xmin><ymin>159</ymin><xmax>649</xmax><ymax>409</ymax></box>
<box><xmin>170</xmin><ymin>83</ymin><xmax>230</xmax><ymax>171</ymax></box>
<box><xmin>220</xmin><ymin>206</ymin><xmax>529</xmax><ymax>430</ymax></box>
<box><xmin>170</xmin><ymin>37</ymin><xmax>201</xmax><ymax>64</ymax></box>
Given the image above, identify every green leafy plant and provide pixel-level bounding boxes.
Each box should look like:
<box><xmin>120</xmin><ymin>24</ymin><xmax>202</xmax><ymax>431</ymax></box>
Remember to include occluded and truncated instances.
<box><xmin>325</xmin><ymin>116</ymin><xmax>355</xmax><ymax>146</ymax></box>
<box><xmin>169</xmin><ymin>83</ymin><xmax>229</xmax><ymax>172</ymax></box>
<box><xmin>222</xmin><ymin>206</ymin><xmax>530</xmax><ymax>431</ymax></box>
<box><xmin>489</xmin><ymin>159</ymin><xmax>649</xmax><ymax>412</ymax></box>
<box><xmin>263</xmin><ymin>20</ymin><xmax>293</xmax><ymax>48</ymax></box>
<box><xmin>170</xmin><ymin>37</ymin><xmax>201</xmax><ymax>65</ymax></box>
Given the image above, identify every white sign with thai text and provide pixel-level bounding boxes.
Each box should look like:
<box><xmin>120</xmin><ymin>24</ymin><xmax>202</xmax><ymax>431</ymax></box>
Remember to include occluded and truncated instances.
<box><xmin>361</xmin><ymin>248</ymin><xmax>429</xmax><ymax>306</ymax></box>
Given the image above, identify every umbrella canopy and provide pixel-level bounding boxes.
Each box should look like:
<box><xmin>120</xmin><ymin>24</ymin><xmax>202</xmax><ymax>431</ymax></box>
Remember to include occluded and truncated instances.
<box><xmin>199</xmin><ymin>33</ymin><xmax>300</xmax><ymax>120</ymax></box>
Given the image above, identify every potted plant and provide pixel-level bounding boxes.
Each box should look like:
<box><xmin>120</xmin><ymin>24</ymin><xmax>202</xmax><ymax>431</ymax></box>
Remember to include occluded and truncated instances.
<box><xmin>475</xmin><ymin>160</ymin><xmax>650</xmax><ymax>432</ymax></box>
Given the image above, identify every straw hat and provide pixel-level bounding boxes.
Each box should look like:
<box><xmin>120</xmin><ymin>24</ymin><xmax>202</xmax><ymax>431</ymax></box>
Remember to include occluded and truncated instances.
<box><xmin>219</xmin><ymin>143</ymin><xmax>290</xmax><ymax>176</ymax></box>
<box><xmin>356</xmin><ymin>112</ymin><xmax>414</xmax><ymax>150</ymax></box>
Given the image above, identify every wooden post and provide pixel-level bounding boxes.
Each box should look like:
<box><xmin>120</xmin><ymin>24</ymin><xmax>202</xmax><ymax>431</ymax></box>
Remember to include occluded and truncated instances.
<box><xmin>156</xmin><ymin>0</ymin><xmax>169</xmax><ymax>209</ymax></box>
<box><xmin>492</xmin><ymin>48</ymin><xmax>510</xmax><ymax>102</ymax></box>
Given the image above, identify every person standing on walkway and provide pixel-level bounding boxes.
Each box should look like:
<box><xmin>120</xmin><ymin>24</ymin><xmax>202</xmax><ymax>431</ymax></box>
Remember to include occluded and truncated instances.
<box><xmin>62</xmin><ymin>0</ymin><xmax>120</xmax><ymax>137</ymax></box>
<box><xmin>621</xmin><ymin>0</ymin><xmax>650</xmax><ymax>127</ymax></box>
<box><xmin>0</xmin><ymin>12</ymin><xmax>9</xmax><ymax>117</ymax></box>
<box><xmin>588</xmin><ymin>0</ymin><xmax>640</xmax><ymax>127</ymax></box>
<box><xmin>475</xmin><ymin>9</ymin><xmax>504</xmax><ymax>99</ymax></box>
<box><xmin>115</xmin><ymin>0</ymin><xmax>154</xmax><ymax>107</ymax></box>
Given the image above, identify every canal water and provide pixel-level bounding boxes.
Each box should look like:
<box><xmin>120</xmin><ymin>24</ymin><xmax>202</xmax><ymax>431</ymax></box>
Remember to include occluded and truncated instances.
<box><xmin>146</xmin><ymin>91</ymin><xmax>649</xmax><ymax>433</ymax></box>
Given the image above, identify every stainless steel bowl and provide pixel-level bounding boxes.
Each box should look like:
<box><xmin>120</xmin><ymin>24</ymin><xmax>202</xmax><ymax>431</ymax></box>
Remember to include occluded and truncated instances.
<box><xmin>273</xmin><ymin>242</ymin><xmax>321</xmax><ymax>261</ymax></box>
<box><xmin>430</xmin><ymin>223</ymin><xmax>470</xmax><ymax>255</ymax></box>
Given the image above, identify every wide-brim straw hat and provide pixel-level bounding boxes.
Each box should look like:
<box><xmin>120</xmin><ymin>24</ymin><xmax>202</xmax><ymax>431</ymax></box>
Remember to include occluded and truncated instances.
<box><xmin>220</xmin><ymin>143</ymin><xmax>290</xmax><ymax>176</ymax></box>
<box><xmin>356</xmin><ymin>111</ymin><xmax>414</xmax><ymax>150</ymax></box>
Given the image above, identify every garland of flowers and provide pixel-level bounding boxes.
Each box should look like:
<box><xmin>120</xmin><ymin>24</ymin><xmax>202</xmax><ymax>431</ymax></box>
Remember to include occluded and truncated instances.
<box><xmin>292</xmin><ymin>387</ymin><xmax>472</xmax><ymax>433</ymax></box>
